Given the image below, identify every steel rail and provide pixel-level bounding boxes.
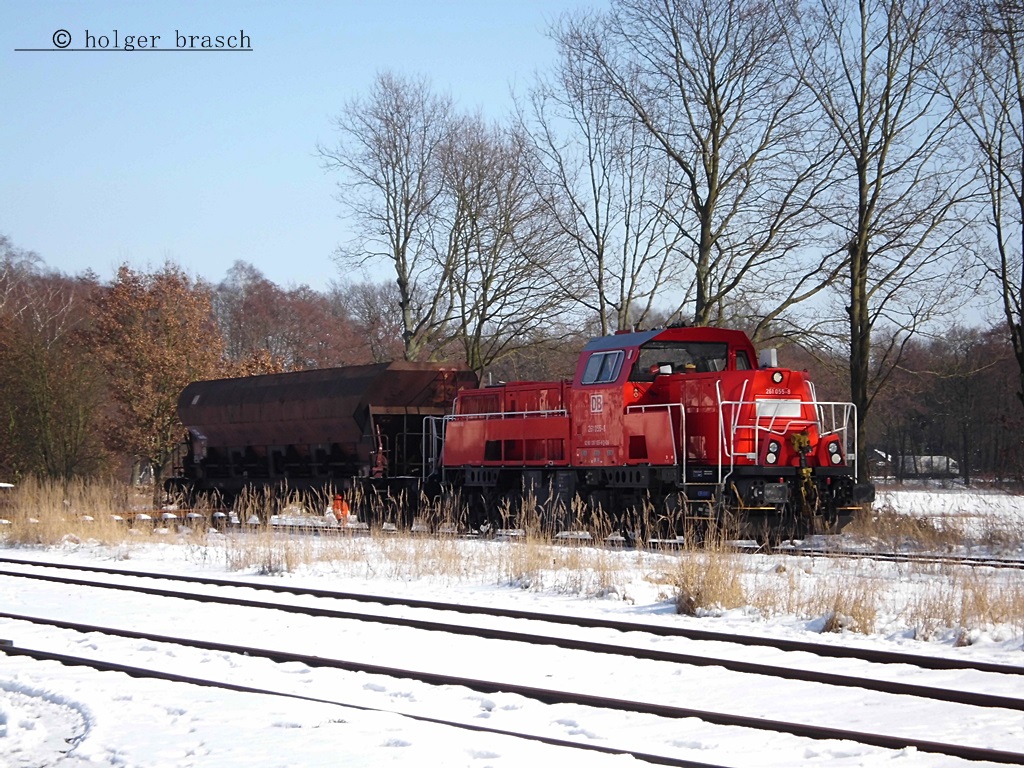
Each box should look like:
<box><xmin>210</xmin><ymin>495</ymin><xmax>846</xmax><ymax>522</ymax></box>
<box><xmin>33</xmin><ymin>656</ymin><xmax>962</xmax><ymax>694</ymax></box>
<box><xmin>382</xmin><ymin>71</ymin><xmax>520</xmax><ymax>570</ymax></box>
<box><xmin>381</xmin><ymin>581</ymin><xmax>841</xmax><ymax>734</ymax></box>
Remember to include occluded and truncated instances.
<box><xmin>1</xmin><ymin>577</ymin><xmax>1018</xmax><ymax>715</ymax></box>
<box><xmin>753</xmin><ymin>545</ymin><xmax>1024</xmax><ymax>571</ymax></box>
<box><xmin>2</xmin><ymin>620</ymin><xmax>1021</xmax><ymax>766</ymax></box>
<box><xmin>1</xmin><ymin>556</ymin><xmax>1020</xmax><ymax>677</ymax></box>
<box><xmin>0</xmin><ymin>642</ymin><xmax>724</xmax><ymax>768</ymax></box>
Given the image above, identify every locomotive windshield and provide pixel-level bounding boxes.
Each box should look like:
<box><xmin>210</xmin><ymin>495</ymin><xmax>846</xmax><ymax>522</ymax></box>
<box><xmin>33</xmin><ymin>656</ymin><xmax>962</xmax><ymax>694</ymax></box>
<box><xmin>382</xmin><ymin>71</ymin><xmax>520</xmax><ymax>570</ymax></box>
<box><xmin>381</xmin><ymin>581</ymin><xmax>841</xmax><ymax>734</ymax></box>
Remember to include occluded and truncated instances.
<box><xmin>581</xmin><ymin>350</ymin><xmax>625</xmax><ymax>384</ymax></box>
<box><xmin>629</xmin><ymin>341</ymin><xmax>729</xmax><ymax>381</ymax></box>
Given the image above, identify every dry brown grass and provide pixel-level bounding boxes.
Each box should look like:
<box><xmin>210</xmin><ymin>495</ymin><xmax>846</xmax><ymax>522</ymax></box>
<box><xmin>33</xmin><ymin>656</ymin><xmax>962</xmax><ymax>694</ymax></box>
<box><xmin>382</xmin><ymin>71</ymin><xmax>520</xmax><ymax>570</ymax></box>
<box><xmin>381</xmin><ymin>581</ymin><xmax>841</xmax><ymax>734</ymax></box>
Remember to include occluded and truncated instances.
<box><xmin>673</xmin><ymin>538</ymin><xmax>747</xmax><ymax>616</ymax></box>
<box><xmin>902</xmin><ymin>567</ymin><xmax>1024</xmax><ymax>641</ymax></box>
<box><xmin>815</xmin><ymin>582</ymin><xmax>878</xmax><ymax>634</ymax></box>
<box><xmin>844</xmin><ymin>504</ymin><xmax>964</xmax><ymax>552</ymax></box>
<box><xmin>741</xmin><ymin>553</ymin><xmax>1024</xmax><ymax>638</ymax></box>
<box><xmin>845</xmin><ymin>501</ymin><xmax>1024</xmax><ymax>556</ymax></box>
<box><xmin>0</xmin><ymin>476</ymin><xmax>137</xmax><ymax>546</ymax></box>
<box><xmin>740</xmin><ymin>558</ymin><xmax>878</xmax><ymax>634</ymax></box>
<box><xmin>205</xmin><ymin>506</ymin><xmax>641</xmax><ymax>598</ymax></box>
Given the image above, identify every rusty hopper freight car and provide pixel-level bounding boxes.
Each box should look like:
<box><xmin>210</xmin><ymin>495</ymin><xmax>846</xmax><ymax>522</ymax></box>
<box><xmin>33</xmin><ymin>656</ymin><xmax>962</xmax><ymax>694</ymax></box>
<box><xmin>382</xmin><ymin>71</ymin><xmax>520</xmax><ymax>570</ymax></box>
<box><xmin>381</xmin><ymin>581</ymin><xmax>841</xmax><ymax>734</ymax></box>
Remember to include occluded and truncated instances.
<box><xmin>167</xmin><ymin>362</ymin><xmax>477</xmax><ymax>511</ymax></box>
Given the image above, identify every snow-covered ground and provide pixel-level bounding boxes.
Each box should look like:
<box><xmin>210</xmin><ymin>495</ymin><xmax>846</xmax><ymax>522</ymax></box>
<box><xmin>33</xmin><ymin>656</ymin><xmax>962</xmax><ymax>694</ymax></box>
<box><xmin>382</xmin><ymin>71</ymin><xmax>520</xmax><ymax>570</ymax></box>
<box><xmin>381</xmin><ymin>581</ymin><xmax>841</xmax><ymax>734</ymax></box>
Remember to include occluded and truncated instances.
<box><xmin>1</xmin><ymin>488</ymin><xmax>1022</xmax><ymax>767</ymax></box>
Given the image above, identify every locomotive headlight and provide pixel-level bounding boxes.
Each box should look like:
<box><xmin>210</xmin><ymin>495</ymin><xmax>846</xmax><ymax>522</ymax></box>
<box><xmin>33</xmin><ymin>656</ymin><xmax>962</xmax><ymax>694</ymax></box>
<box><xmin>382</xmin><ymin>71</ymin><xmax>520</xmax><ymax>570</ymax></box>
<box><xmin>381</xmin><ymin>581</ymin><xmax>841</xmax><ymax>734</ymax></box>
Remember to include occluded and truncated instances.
<box><xmin>766</xmin><ymin>453</ymin><xmax>778</xmax><ymax>465</ymax></box>
<box><xmin>772</xmin><ymin>371</ymin><xmax>784</xmax><ymax>384</ymax></box>
<box><xmin>764</xmin><ymin>439</ymin><xmax>781</xmax><ymax>465</ymax></box>
<box><xmin>823</xmin><ymin>439</ymin><xmax>844</xmax><ymax>465</ymax></box>
<box><xmin>768</xmin><ymin>440</ymin><xmax>781</xmax><ymax>453</ymax></box>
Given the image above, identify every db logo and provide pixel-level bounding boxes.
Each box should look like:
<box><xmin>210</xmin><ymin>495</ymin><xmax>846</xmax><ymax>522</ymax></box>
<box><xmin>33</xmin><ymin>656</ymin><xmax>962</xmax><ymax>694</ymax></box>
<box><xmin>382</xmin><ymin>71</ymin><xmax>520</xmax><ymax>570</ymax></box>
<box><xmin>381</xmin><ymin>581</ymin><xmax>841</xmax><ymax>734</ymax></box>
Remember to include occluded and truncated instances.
<box><xmin>590</xmin><ymin>393</ymin><xmax>603</xmax><ymax>413</ymax></box>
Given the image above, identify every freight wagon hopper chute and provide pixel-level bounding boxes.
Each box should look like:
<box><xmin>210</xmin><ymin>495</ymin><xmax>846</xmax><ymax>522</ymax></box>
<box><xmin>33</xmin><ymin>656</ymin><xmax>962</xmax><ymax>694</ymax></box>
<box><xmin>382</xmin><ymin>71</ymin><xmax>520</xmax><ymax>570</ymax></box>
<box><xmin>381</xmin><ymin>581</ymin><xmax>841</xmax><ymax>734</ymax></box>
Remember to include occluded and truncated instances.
<box><xmin>170</xmin><ymin>362</ymin><xmax>476</xmax><ymax>503</ymax></box>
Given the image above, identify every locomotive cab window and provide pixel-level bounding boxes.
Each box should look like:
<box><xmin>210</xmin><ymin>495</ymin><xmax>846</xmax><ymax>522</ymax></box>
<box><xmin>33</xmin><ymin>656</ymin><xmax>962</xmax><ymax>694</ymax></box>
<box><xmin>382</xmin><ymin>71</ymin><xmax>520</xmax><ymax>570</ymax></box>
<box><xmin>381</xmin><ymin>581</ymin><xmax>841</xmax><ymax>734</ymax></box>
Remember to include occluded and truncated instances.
<box><xmin>735</xmin><ymin>351</ymin><xmax>751</xmax><ymax>370</ymax></box>
<box><xmin>581</xmin><ymin>350</ymin><xmax>625</xmax><ymax>384</ymax></box>
<box><xmin>630</xmin><ymin>342</ymin><xmax>729</xmax><ymax>381</ymax></box>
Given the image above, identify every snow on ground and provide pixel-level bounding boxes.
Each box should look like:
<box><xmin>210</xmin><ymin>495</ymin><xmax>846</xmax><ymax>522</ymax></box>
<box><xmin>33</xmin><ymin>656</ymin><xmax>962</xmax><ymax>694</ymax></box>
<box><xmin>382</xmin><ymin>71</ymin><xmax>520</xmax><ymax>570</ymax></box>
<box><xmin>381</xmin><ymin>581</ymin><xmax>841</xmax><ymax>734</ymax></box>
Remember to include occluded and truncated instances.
<box><xmin>1</xmin><ymin>488</ymin><xmax>1022</xmax><ymax>767</ymax></box>
<box><xmin>875</xmin><ymin>485</ymin><xmax>1024</xmax><ymax>542</ymax></box>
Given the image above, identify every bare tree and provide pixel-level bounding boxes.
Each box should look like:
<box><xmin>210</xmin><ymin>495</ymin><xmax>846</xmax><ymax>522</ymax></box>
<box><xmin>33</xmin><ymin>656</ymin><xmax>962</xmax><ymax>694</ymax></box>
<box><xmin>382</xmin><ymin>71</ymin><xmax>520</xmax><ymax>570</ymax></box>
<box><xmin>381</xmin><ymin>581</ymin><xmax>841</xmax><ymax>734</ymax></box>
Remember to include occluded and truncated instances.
<box><xmin>214</xmin><ymin>261</ymin><xmax>288</xmax><ymax>368</ymax></box>
<box><xmin>335</xmin><ymin>280</ymin><xmax>406</xmax><ymax>363</ymax></box>
<box><xmin>441</xmin><ymin>118</ymin><xmax>572</xmax><ymax>375</ymax></box>
<box><xmin>0</xmin><ymin>234</ymin><xmax>42</xmax><ymax>317</ymax></box>
<box><xmin>0</xmin><ymin>259</ymin><xmax>107</xmax><ymax>480</ymax></box>
<box><xmin>554</xmin><ymin>0</ymin><xmax>838</xmax><ymax>332</ymax></box>
<box><xmin>785</xmin><ymin>0</ymin><xmax>977</xmax><ymax>481</ymax></box>
<box><xmin>215</xmin><ymin>262</ymin><xmax>365</xmax><ymax>372</ymax></box>
<box><xmin>524</xmin><ymin>42</ymin><xmax>688</xmax><ymax>334</ymax></box>
<box><xmin>947</xmin><ymin>0</ymin><xmax>1024</xmax><ymax>407</ymax></box>
<box><xmin>318</xmin><ymin>72</ymin><xmax>457</xmax><ymax>361</ymax></box>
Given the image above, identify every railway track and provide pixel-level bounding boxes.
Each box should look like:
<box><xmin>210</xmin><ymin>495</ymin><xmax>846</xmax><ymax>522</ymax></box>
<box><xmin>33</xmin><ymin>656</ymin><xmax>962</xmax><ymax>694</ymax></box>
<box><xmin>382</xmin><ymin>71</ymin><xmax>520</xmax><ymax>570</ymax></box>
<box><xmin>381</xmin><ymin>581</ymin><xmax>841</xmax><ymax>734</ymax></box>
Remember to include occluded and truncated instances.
<box><xmin>4</xmin><ymin>612</ymin><xmax>1023</xmax><ymax>766</ymax></box>
<box><xmin>746</xmin><ymin>543</ymin><xmax>1024</xmax><ymax>570</ymax></box>
<box><xmin>1</xmin><ymin>557</ymin><xmax>1022</xmax><ymax>765</ymax></box>
<box><xmin>1</xmin><ymin>555</ymin><xmax>1019</xmax><ymax>676</ymax></box>
<box><xmin>1</xmin><ymin>639</ymin><xmax>720</xmax><ymax>768</ymax></box>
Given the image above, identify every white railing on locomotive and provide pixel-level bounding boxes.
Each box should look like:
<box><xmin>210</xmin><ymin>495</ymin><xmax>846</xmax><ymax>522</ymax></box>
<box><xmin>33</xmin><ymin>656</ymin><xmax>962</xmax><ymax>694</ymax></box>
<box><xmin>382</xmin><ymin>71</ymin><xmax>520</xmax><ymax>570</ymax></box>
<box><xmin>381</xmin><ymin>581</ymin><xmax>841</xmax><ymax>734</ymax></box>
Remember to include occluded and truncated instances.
<box><xmin>445</xmin><ymin>408</ymin><xmax>569</xmax><ymax>422</ymax></box>
<box><xmin>814</xmin><ymin>401</ymin><xmax>858</xmax><ymax>466</ymax></box>
<box><xmin>719</xmin><ymin>400</ymin><xmax>846</xmax><ymax>456</ymax></box>
<box><xmin>715</xmin><ymin>382</ymin><xmax>857</xmax><ymax>467</ymax></box>
<box><xmin>624</xmin><ymin>401</ymin><xmax>684</xmax><ymax>470</ymax></box>
<box><xmin>806</xmin><ymin>382</ymin><xmax>857</xmax><ymax>461</ymax></box>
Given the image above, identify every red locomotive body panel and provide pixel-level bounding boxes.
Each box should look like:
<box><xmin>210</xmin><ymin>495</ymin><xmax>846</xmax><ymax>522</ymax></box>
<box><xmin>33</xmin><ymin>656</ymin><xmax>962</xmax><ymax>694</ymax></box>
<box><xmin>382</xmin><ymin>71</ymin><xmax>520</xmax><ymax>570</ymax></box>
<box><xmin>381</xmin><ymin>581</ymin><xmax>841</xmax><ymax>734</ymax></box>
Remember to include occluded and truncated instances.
<box><xmin>442</xmin><ymin>381</ymin><xmax>571</xmax><ymax>467</ymax></box>
<box><xmin>444</xmin><ymin>326</ymin><xmax>832</xmax><ymax>473</ymax></box>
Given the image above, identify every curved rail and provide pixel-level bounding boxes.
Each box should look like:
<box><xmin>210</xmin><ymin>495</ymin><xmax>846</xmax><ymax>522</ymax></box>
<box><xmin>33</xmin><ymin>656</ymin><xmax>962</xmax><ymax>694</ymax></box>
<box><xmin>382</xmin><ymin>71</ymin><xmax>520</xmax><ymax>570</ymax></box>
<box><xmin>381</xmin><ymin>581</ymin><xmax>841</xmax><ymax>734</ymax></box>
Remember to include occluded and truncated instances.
<box><xmin>0</xmin><ymin>639</ymin><xmax>720</xmax><ymax>768</ymax></box>
<box><xmin>3</xmin><ymin>614</ymin><xmax>1022</xmax><ymax>765</ymax></box>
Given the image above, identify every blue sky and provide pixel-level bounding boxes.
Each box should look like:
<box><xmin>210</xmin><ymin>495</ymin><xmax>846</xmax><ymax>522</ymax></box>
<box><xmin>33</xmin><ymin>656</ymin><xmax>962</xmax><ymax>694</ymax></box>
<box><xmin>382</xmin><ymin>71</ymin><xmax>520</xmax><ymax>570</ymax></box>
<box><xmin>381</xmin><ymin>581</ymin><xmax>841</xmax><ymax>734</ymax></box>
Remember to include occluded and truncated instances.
<box><xmin>2</xmin><ymin>1</ymin><xmax>595</xmax><ymax>288</ymax></box>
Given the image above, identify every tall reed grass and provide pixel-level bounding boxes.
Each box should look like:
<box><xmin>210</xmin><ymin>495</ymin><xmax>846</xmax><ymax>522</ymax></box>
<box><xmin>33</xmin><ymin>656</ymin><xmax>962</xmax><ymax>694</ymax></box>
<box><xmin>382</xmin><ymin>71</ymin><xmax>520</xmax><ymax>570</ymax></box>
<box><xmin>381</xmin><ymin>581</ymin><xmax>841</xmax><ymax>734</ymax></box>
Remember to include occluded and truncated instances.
<box><xmin>2</xmin><ymin>478</ymin><xmax>1021</xmax><ymax>642</ymax></box>
<box><xmin>0</xmin><ymin>476</ymin><xmax>134</xmax><ymax>546</ymax></box>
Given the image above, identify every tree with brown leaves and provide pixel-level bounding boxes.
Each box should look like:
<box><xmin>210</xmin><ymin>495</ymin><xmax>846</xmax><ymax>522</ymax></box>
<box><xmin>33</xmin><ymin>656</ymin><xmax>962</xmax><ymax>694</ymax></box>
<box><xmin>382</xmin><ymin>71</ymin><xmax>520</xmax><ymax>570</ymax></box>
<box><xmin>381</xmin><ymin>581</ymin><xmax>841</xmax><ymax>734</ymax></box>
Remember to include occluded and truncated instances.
<box><xmin>90</xmin><ymin>264</ymin><xmax>224</xmax><ymax>505</ymax></box>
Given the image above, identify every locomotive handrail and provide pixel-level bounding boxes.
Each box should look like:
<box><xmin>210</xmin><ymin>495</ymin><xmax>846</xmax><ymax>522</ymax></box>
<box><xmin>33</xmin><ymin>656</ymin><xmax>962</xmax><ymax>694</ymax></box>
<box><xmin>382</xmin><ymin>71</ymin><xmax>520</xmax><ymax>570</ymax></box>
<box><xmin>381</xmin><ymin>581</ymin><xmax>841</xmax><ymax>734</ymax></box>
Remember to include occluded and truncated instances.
<box><xmin>715</xmin><ymin>391</ymin><xmax>859</xmax><ymax>471</ymax></box>
<box><xmin>445</xmin><ymin>408</ymin><xmax>568</xmax><ymax>421</ymax></box>
<box><xmin>816</xmin><ymin>402</ymin><xmax>859</xmax><ymax>466</ymax></box>
<box><xmin>423</xmin><ymin>415</ymin><xmax>446</xmax><ymax>479</ymax></box>
<box><xmin>716</xmin><ymin>379</ymin><xmax>749</xmax><ymax>488</ymax></box>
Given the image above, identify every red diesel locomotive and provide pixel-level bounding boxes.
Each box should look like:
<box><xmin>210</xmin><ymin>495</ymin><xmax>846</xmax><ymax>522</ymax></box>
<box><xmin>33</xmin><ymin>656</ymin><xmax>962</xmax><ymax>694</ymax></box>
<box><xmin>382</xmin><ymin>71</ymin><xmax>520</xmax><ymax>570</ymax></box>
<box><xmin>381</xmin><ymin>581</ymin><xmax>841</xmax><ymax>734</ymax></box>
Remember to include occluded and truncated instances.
<box><xmin>440</xmin><ymin>326</ymin><xmax>873</xmax><ymax>540</ymax></box>
<box><xmin>168</xmin><ymin>325</ymin><xmax>873</xmax><ymax>540</ymax></box>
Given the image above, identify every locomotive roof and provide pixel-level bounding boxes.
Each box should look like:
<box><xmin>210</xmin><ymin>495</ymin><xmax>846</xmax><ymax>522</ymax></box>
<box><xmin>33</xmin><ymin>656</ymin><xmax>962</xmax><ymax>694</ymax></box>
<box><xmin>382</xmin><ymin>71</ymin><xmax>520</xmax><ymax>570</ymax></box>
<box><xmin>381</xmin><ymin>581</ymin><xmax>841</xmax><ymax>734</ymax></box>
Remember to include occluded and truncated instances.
<box><xmin>582</xmin><ymin>326</ymin><xmax>757</xmax><ymax>353</ymax></box>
